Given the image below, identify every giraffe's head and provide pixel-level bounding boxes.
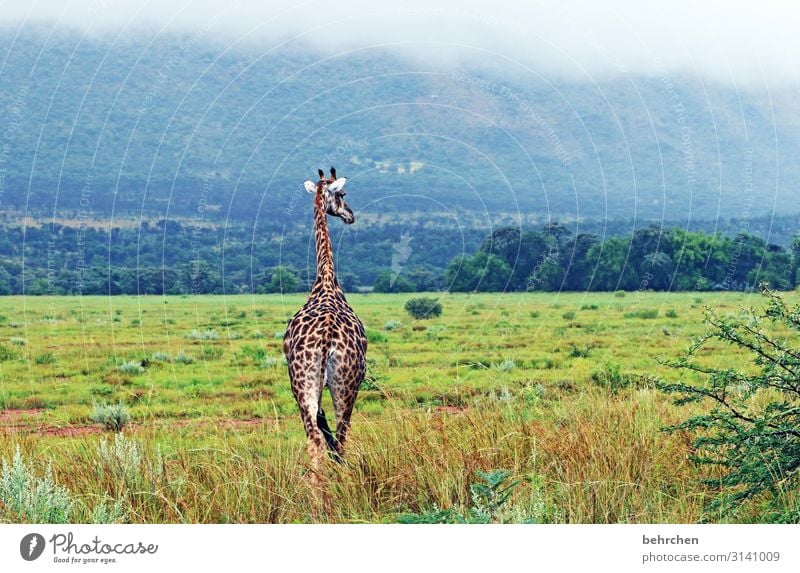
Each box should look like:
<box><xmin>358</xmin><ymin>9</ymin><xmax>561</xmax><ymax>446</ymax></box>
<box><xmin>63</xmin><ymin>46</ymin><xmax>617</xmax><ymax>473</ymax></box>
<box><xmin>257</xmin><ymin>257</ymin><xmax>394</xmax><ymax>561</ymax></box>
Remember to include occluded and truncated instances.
<box><xmin>304</xmin><ymin>167</ymin><xmax>355</xmax><ymax>224</ymax></box>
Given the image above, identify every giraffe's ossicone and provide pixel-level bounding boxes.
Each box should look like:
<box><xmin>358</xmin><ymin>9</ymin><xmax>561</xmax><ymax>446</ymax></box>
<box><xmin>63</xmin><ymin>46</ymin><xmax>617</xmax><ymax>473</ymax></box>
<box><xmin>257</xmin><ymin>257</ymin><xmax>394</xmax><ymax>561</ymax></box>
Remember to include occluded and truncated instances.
<box><xmin>283</xmin><ymin>168</ymin><xmax>367</xmax><ymax>471</ymax></box>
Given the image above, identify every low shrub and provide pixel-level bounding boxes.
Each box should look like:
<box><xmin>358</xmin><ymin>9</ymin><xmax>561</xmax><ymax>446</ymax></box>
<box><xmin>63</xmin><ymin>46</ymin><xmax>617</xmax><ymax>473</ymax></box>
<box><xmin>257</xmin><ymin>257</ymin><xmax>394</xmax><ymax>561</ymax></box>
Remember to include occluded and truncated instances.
<box><xmin>173</xmin><ymin>352</ymin><xmax>194</xmax><ymax>364</ymax></box>
<box><xmin>118</xmin><ymin>361</ymin><xmax>144</xmax><ymax>375</ymax></box>
<box><xmin>35</xmin><ymin>352</ymin><xmax>58</xmax><ymax>365</ymax></box>
<box><xmin>200</xmin><ymin>346</ymin><xmax>224</xmax><ymax>360</ymax></box>
<box><xmin>366</xmin><ymin>329</ymin><xmax>388</xmax><ymax>344</ymax></box>
<box><xmin>384</xmin><ymin>320</ymin><xmax>402</xmax><ymax>331</ymax></box>
<box><xmin>91</xmin><ymin>402</ymin><xmax>132</xmax><ymax>432</ymax></box>
<box><xmin>398</xmin><ymin>470</ymin><xmax>526</xmax><ymax>524</ymax></box>
<box><xmin>624</xmin><ymin>309</ymin><xmax>659</xmax><ymax>319</ymax></box>
<box><xmin>150</xmin><ymin>351</ymin><xmax>171</xmax><ymax>363</ymax></box>
<box><xmin>185</xmin><ymin>329</ymin><xmax>219</xmax><ymax>341</ymax></box>
<box><xmin>0</xmin><ymin>344</ymin><xmax>19</xmax><ymax>362</ymax></box>
<box><xmin>259</xmin><ymin>357</ymin><xmax>281</xmax><ymax>369</ymax></box>
<box><xmin>493</xmin><ymin>358</ymin><xmax>517</xmax><ymax>372</ymax></box>
<box><xmin>405</xmin><ymin>297</ymin><xmax>443</xmax><ymax>320</ymax></box>
<box><xmin>0</xmin><ymin>447</ymin><xmax>73</xmax><ymax>523</ymax></box>
<box><xmin>591</xmin><ymin>363</ymin><xmax>634</xmax><ymax>393</ymax></box>
<box><xmin>569</xmin><ymin>344</ymin><xmax>591</xmax><ymax>358</ymax></box>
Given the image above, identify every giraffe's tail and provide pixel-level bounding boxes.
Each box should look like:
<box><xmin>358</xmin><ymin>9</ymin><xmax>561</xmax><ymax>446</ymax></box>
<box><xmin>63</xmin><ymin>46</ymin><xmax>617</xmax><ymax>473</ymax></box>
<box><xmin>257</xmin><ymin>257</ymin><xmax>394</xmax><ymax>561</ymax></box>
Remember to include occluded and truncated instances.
<box><xmin>316</xmin><ymin>410</ymin><xmax>342</xmax><ymax>463</ymax></box>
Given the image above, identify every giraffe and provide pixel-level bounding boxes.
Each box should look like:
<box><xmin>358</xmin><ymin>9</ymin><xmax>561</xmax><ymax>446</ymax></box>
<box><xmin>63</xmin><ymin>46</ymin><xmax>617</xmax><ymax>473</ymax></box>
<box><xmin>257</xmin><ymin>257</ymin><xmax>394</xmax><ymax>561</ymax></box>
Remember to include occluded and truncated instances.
<box><xmin>283</xmin><ymin>167</ymin><xmax>367</xmax><ymax>479</ymax></box>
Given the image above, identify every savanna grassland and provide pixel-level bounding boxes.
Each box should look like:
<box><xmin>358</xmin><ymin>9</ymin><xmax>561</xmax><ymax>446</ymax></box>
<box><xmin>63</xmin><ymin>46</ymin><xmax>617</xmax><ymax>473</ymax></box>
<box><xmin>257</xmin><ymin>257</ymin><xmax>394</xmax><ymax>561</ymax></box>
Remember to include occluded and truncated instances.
<box><xmin>0</xmin><ymin>291</ymin><xmax>796</xmax><ymax>523</ymax></box>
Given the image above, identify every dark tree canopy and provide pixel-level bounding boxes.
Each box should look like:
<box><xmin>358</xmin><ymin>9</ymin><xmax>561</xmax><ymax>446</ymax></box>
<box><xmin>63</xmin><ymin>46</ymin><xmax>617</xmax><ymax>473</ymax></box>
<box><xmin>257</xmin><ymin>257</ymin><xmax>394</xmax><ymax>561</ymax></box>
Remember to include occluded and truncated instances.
<box><xmin>1</xmin><ymin>221</ymin><xmax>797</xmax><ymax>295</ymax></box>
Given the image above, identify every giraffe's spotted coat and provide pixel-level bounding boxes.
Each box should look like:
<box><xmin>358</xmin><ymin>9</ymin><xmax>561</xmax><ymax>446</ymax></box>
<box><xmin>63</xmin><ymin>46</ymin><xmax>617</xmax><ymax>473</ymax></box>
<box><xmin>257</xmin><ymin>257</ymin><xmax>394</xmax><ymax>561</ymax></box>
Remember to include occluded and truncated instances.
<box><xmin>283</xmin><ymin>170</ymin><xmax>367</xmax><ymax>469</ymax></box>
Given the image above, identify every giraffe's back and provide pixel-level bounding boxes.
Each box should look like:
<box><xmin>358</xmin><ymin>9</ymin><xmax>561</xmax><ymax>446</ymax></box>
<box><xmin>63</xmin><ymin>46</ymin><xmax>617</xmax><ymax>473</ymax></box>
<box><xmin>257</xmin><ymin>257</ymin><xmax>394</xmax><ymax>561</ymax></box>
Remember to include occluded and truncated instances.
<box><xmin>283</xmin><ymin>292</ymin><xmax>367</xmax><ymax>392</ymax></box>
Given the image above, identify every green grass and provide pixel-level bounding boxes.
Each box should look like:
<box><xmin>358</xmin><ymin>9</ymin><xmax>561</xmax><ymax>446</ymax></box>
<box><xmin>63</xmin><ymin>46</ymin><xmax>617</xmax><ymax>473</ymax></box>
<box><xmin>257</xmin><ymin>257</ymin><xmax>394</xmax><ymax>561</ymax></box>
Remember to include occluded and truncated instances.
<box><xmin>0</xmin><ymin>291</ymin><xmax>796</xmax><ymax>523</ymax></box>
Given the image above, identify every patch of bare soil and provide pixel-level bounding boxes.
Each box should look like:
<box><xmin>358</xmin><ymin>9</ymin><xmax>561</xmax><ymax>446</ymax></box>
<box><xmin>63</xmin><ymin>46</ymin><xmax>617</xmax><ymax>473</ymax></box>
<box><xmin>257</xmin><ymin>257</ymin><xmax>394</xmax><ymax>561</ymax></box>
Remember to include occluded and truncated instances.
<box><xmin>39</xmin><ymin>425</ymin><xmax>102</xmax><ymax>437</ymax></box>
<box><xmin>0</xmin><ymin>408</ymin><xmax>44</xmax><ymax>422</ymax></box>
<box><xmin>1</xmin><ymin>409</ymin><xmax>102</xmax><ymax>437</ymax></box>
<box><xmin>433</xmin><ymin>405</ymin><xmax>468</xmax><ymax>415</ymax></box>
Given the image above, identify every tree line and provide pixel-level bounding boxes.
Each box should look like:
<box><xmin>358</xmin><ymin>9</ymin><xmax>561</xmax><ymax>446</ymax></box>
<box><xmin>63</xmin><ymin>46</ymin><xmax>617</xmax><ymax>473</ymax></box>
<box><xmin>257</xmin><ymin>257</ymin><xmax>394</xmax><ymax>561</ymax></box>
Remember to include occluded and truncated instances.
<box><xmin>0</xmin><ymin>220</ymin><xmax>797</xmax><ymax>295</ymax></box>
<box><xmin>438</xmin><ymin>224</ymin><xmax>799</xmax><ymax>293</ymax></box>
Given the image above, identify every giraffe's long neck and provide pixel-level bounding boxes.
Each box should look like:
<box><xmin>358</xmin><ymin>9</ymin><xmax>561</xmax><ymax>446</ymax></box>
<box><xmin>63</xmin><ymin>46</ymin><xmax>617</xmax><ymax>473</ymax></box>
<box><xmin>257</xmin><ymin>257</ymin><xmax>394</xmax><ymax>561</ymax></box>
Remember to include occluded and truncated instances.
<box><xmin>312</xmin><ymin>192</ymin><xmax>338</xmax><ymax>290</ymax></box>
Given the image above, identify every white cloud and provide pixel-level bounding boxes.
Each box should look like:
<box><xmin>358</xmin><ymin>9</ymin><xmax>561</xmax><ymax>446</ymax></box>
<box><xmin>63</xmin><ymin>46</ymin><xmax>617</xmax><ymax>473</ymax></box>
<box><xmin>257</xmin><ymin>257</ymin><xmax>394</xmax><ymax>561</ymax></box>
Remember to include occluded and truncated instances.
<box><xmin>1</xmin><ymin>0</ymin><xmax>798</xmax><ymax>84</ymax></box>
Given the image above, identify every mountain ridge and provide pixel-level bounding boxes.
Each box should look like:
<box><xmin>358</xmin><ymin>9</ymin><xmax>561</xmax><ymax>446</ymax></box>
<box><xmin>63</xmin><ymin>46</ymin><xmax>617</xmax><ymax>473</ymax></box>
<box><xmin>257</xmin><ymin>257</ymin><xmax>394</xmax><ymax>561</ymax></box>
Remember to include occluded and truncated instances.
<box><xmin>1</xmin><ymin>28</ymin><xmax>797</xmax><ymax>228</ymax></box>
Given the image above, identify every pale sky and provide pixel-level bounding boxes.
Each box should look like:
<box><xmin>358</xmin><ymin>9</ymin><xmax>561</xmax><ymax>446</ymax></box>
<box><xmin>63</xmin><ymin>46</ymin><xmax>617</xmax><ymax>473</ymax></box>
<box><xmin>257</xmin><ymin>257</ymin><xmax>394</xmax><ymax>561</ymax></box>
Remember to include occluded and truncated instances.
<box><xmin>0</xmin><ymin>0</ymin><xmax>798</xmax><ymax>85</ymax></box>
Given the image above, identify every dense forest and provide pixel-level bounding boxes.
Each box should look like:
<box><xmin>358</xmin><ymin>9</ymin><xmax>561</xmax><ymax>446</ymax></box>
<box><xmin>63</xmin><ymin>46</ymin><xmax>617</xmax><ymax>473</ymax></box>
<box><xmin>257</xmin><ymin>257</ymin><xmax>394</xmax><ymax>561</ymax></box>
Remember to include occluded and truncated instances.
<box><xmin>448</xmin><ymin>225</ymin><xmax>799</xmax><ymax>293</ymax></box>
<box><xmin>1</xmin><ymin>217</ymin><xmax>797</xmax><ymax>295</ymax></box>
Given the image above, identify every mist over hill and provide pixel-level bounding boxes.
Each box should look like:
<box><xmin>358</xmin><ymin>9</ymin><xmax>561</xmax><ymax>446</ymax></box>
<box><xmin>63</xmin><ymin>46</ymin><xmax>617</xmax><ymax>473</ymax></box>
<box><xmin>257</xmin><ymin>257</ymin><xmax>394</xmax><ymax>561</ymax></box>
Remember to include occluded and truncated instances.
<box><xmin>1</xmin><ymin>27</ymin><xmax>798</xmax><ymax>234</ymax></box>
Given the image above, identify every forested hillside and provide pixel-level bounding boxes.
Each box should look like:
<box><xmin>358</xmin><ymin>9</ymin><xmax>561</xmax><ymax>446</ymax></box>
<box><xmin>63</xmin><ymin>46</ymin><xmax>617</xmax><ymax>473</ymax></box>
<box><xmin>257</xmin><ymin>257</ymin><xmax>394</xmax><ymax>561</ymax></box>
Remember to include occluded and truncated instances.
<box><xmin>2</xmin><ymin>28</ymin><xmax>799</xmax><ymax>294</ymax></box>
<box><xmin>1</xmin><ymin>29</ymin><xmax>799</xmax><ymax>225</ymax></box>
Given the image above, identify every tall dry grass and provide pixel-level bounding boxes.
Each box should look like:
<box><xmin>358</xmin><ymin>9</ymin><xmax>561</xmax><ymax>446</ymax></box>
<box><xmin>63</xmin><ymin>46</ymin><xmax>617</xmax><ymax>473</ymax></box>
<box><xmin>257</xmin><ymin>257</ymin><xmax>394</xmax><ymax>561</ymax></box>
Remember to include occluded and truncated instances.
<box><xmin>0</xmin><ymin>387</ymin><xmax>713</xmax><ymax>523</ymax></box>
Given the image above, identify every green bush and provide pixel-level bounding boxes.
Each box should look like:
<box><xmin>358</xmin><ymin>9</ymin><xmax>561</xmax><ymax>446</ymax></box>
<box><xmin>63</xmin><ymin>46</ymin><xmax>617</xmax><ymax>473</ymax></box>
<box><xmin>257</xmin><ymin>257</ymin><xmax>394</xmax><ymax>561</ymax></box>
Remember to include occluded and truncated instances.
<box><xmin>591</xmin><ymin>362</ymin><xmax>634</xmax><ymax>393</ymax></box>
<box><xmin>366</xmin><ymin>329</ymin><xmax>388</xmax><ymax>344</ymax></box>
<box><xmin>1</xmin><ymin>447</ymin><xmax>127</xmax><ymax>524</ymax></box>
<box><xmin>404</xmin><ymin>297</ymin><xmax>443</xmax><ymax>320</ymax></box>
<box><xmin>200</xmin><ymin>346</ymin><xmax>224</xmax><ymax>360</ymax></box>
<box><xmin>97</xmin><ymin>433</ymin><xmax>163</xmax><ymax>495</ymax></box>
<box><xmin>35</xmin><ymin>352</ymin><xmax>57</xmax><ymax>365</ymax></box>
<box><xmin>398</xmin><ymin>470</ymin><xmax>525</xmax><ymax>524</ymax></box>
<box><xmin>259</xmin><ymin>356</ymin><xmax>281</xmax><ymax>369</ymax></box>
<box><xmin>624</xmin><ymin>309</ymin><xmax>659</xmax><ymax>319</ymax></box>
<box><xmin>659</xmin><ymin>288</ymin><xmax>800</xmax><ymax>520</ymax></box>
<box><xmin>91</xmin><ymin>402</ymin><xmax>132</xmax><ymax>432</ymax></box>
<box><xmin>569</xmin><ymin>344</ymin><xmax>591</xmax><ymax>358</ymax></box>
<box><xmin>173</xmin><ymin>352</ymin><xmax>194</xmax><ymax>364</ymax></box>
<box><xmin>89</xmin><ymin>497</ymin><xmax>129</xmax><ymax>524</ymax></box>
<box><xmin>493</xmin><ymin>358</ymin><xmax>516</xmax><ymax>372</ymax></box>
<box><xmin>240</xmin><ymin>345</ymin><xmax>267</xmax><ymax>362</ymax></box>
<box><xmin>384</xmin><ymin>319</ymin><xmax>402</xmax><ymax>331</ymax></box>
<box><xmin>0</xmin><ymin>447</ymin><xmax>73</xmax><ymax>523</ymax></box>
<box><xmin>0</xmin><ymin>344</ymin><xmax>19</xmax><ymax>362</ymax></box>
<box><xmin>185</xmin><ymin>329</ymin><xmax>219</xmax><ymax>341</ymax></box>
<box><xmin>150</xmin><ymin>351</ymin><xmax>171</xmax><ymax>363</ymax></box>
<box><xmin>118</xmin><ymin>361</ymin><xmax>144</xmax><ymax>375</ymax></box>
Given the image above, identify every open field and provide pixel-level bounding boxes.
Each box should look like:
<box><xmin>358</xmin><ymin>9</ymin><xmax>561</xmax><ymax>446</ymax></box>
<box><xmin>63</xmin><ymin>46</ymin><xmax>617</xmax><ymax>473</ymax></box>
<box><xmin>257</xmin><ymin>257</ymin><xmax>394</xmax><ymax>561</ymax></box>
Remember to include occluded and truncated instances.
<box><xmin>0</xmin><ymin>291</ymin><xmax>797</xmax><ymax>523</ymax></box>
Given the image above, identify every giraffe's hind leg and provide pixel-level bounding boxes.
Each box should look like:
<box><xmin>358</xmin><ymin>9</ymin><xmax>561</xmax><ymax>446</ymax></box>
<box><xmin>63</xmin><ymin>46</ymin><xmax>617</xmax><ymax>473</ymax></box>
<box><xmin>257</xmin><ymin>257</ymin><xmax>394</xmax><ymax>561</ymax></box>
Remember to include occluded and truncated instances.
<box><xmin>329</xmin><ymin>368</ymin><xmax>365</xmax><ymax>457</ymax></box>
<box><xmin>332</xmin><ymin>393</ymin><xmax>355</xmax><ymax>457</ymax></box>
<box><xmin>288</xmin><ymin>363</ymin><xmax>327</xmax><ymax>483</ymax></box>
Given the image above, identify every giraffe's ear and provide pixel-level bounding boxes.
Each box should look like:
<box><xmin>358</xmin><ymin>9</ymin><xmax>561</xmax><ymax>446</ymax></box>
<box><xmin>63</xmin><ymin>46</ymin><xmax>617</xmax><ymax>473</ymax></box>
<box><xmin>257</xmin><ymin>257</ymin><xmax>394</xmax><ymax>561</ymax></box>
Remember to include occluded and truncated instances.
<box><xmin>328</xmin><ymin>177</ymin><xmax>347</xmax><ymax>193</ymax></box>
<box><xmin>304</xmin><ymin>180</ymin><xmax>316</xmax><ymax>193</ymax></box>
